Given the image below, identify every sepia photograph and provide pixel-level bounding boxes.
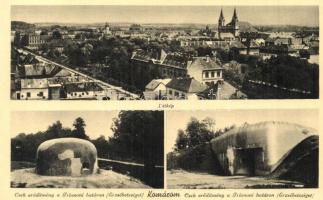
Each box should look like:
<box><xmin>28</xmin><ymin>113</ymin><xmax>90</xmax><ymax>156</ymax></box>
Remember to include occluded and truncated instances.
<box><xmin>10</xmin><ymin>110</ymin><xmax>164</xmax><ymax>188</ymax></box>
<box><xmin>10</xmin><ymin>5</ymin><xmax>319</xmax><ymax>100</ymax></box>
<box><xmin>166</xmin><ymin>109</ymin><xmax>319</xmax><ymax>188</ymax></box>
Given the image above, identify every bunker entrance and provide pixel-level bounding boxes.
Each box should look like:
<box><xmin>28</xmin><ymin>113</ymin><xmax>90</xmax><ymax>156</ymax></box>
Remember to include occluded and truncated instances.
<box><xmin>234</xmin><ymin>148</ymin><xmax>263</xmax><ymax>176</ymax></box>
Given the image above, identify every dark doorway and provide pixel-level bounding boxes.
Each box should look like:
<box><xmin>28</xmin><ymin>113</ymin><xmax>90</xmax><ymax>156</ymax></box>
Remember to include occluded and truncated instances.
<box><xmin>234</xmin><ymin>148</ymin><xmax>263</xmax><ymax>176</ymax></box>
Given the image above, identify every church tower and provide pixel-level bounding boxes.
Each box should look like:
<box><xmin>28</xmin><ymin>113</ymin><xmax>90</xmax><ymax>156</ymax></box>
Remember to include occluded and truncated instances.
<box><xmin>218</xmin><ymin>9</ymin><xmax>225</xmax><ymax>27</ymax></box>
<box><xmin>230</xmin><ymin>8</ymin><xmax>239</xmax><ymax>36</ymax></box>
<box><xmin>231</xmin><ymin>8</ymin><xmax>239</xmax><ymax>25</ymax></box>
<box><xmin>218</xmin><ymin>9</ymin><xmax>225</xmax><ymax>38</ymax></box>
<box><xmin>104</xmin><ymin>22</ymin><xmax>111</xmax><ymax>35</ymax></box>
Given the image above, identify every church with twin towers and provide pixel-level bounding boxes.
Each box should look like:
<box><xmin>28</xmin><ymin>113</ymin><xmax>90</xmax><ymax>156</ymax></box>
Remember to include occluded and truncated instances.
<box><xmin>218</xmin><ymin>8</ymin><xmax>240</xmax><ymax>38</ymax></box>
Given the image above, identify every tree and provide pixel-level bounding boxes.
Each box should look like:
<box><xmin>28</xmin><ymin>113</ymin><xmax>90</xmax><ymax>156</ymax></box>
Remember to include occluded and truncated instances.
<box><xmin>185</xmin><ymin>117</ymin><xmax>210</xmax><ymax>147</ymax></box>
<box><xmin>72</xmin><ymin>117</ymin><xmax>88</xmax><ymax>139</ymax></box>
<box><xmin>299</xmin><ymin>49</ymin><xmax>310</xmax><ymax>59</ymax></box>
<box><xmin>173</xmin><ymin>117</ymin><xmax>217</xmax><ymax>151</ymax></box>
<box><xmin>202</xmin><ymin>117</ymin><xmax>216</xmax><ymax>133</ymax></box>
<box><xmin>109</xmin><ymin>111</ymin><xmax>164</xmax><ymax>187</ymax></box>
<box><xmin>109</xmin><ymin>111</ymin><xmax>164</xmax><ymax>165</ymax></box>
<box><xmin>91</xmin><ymin>135</ymin><xmax>110</xmax><ymax>158</ymax></box>
<box><xmin>45</xmin><ymin>121</ymin><xmax>63</xmax><ymax>139</ymax></box>
<box><xmin>175</xmin><ymin>129</ymin><xmax>188</xmax><ymax>151</ymax></box>
<box><xmin>40</xmin><ymin>30</ymin><xmax>48</xmax><ymax>35</ymax></box>
<box><xmin>52</xmin><ymin>30</ymin><xmax>62</xmax><ymax>39</ymax></box>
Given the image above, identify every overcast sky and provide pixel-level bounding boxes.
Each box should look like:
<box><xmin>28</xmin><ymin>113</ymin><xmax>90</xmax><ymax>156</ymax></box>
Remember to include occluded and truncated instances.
<box><xmin>11</xmin><ymin>111</ymin><xmax>120</xmax><ymax>139</ymax></box>
<box><xmin>165</xmin><ymin>109</ymin><xmax>318</xmax><ymax>153</ymax></box>
<box><xmin>11</xmin><ymin>5</ymin><xmax>319</xmax><ymax>26</ymax></box>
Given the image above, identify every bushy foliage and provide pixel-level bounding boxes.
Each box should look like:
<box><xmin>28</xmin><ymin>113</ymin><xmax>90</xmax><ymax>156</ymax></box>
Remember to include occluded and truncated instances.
<box><xmin>12</xmin><ymin>111</ymin><xmax>164</xmax><ymax>167</ymax></box>
<box><xmin>109</xmin><ymin>111</ymin><xmax>164</xmax><ymax>165</ymax></box>
<box><xmin>174</xmin><ymin>117</ymin><xmax>227</xmax><ymax>151</ymax></box>
<box><xmin>11</xmin><ymin>119</ymin><xmax>85</xmax><ymax>162</ymax></box>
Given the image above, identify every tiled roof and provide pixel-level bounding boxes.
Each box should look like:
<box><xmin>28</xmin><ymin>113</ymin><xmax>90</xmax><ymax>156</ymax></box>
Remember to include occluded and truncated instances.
<box><xmin>190</xmin><ymin>57</ymin><xmax>223</xmax><ymax>70</ymax></box>
<box><xmin>145</xmin><ymin>79</ymin><xmax>171</xmax><ymax>90</ymax></box>
<box><xmin>131</xmin><ymin>50</ymin><xmax>155</xmax><ymax>62</ymax></box>
<box><xmin>166</xmin><ymin>78</ymin><xmax>207</xmax><ymax>93</ymax></box>
<box><xmin>162</xmin><ymin>53</ymin><xmax>189</xmax><ymax>68</ymax></box>
<box><xmin>21</xmin><ymin>78</ymin><xmax>49</xmax><ymax>89</ymax></box>
<box><xmin>64</xmin><ymin>82</ymin><xmax>103</xmax><ymax>93</ymax></box>
<box><xmin>23</xmin><ymin>64</ymin><xmax>61</xmax><ymax>77</ymax></box>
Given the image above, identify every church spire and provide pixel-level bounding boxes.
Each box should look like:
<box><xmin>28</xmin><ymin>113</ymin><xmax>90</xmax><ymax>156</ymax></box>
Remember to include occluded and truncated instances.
<box><xmin>218</xmin><ymin>8</ymin><xmax>225</xmax><ymax>26</ymax></box>
<box><xmin>219</xmin><ymin>8</ymin><xmax>224</xmax><ymax>20</ymax></box>
<box><xmin>232</xmin><ymin>8</ymin><xmax>238</xmax><ymax>21</ymax></box>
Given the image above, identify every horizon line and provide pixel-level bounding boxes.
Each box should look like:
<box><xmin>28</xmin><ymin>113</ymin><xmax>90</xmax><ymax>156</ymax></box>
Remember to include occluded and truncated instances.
<box><xmin>12</xmin><ymin>20</ymin><xmax>319</xmax><ymax>27</ymax></box>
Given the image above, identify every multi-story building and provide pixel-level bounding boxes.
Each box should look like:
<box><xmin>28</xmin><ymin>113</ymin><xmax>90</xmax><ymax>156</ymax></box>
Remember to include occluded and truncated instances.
<box><xmin>131</xmin><ymin>49</ymin><xmax>224</xmax><ymax>86</ymax></box>
<box><xmin>165</xmin><ymin>77</ymin><xmax>207</xmax><ymax>100</ymax></box>
<box><xmin>25</xmin><ymin>34</ymin><xmax>49</xmax><ymax>49</ymax></box>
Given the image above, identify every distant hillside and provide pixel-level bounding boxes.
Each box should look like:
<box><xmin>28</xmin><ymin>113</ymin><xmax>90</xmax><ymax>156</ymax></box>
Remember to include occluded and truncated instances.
<box><xmin>14</xmin><ymin>20</ymin><xmax>257</xmax><ymax>32</ymax></box>
<box><xmin>254</xmin><ymin>25</ymin><xmax>319</xmax><ymax>32</ymax></box>
<box><xmin>11</xmin><ymin>21</ymin><xmax>35</xmax><ymax>31</ymax></box>
<box><xmin>237</xmin><ymin>21</ymin><xmax>258</xmax><ymax>32</ymax></box>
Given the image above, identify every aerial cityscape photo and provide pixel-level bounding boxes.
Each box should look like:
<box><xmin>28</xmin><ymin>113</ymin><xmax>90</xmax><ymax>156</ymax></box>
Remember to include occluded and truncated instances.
<box><xmin>11</xmin><ymin>6</ymin><xmax>319</xmax><ymax>100</ymax></box>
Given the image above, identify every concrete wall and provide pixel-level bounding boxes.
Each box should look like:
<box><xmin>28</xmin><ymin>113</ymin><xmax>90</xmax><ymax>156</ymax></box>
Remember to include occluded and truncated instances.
<box><xmin>210</xmin><ymin>122</ymin><xmax>317</xmax><ymax>175</ymax></box>
<box><xmin>36</xmin><ymin>138</ymin><xmax>98</xmax><ymax>176</ymax></box>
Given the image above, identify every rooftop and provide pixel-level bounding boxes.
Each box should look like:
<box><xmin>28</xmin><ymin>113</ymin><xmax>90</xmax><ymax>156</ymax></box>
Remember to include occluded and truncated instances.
<box><xmin>145</xmin><ymin>79</ymin><xmax>171</xmax><ymax>91</ymax></box>
<box><xmin>21</xmin><ymin>78</ymin><xmax>49</xmax><ymax>89</ymax></box>
<box><xmin>166</xmin><ymin>78</ymin><xmax>207</xmax><ymax>93</ymax></box>
<box><xmin>64</xmin><ymin>82</ymin><xmax>103</xmax><ymax>93</ymax></box>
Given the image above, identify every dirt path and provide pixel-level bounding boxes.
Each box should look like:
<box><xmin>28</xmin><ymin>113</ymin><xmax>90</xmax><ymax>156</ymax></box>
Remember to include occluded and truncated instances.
<box><xmin>167</xmin><ymin>170</ymin><xmax>304</xmax><ymax>189</ymax></box>
<box><xmin>11</xmin><ymin>168</ymin><xmax>150</xmax><ymax>188</ymax></box>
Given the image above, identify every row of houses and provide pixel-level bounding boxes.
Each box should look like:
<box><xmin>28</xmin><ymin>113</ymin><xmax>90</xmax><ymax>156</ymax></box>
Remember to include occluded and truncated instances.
<box><xmin>179</xmin><ymin>34</ymin><xmax>319</xmax><ymax>60</ymax></box>
<box><xmin>144</xmin><ymin>77</ymin><xmax>247</xmax><ymax>100</ymax></box>
<box><xmin>11</xmin><ymin>52</ymin><xmax>115</xmax><ymax>100</ymax></box>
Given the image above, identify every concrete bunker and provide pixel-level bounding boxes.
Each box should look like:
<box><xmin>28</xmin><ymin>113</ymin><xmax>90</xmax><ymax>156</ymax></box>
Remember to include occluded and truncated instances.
<box><xmin>36</xmin><ymin>138</ymin><xmax>98</xmax><ymax>176</ymax></box>
<box><xmin>210</xmin><ymin>121</ymin><xmax>318</xmax><ymax>176</ymax></box>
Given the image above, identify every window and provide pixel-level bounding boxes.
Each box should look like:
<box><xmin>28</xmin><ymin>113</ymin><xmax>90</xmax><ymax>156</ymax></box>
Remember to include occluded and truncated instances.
<box><xmin>169</xmin><ymin>90</ymin><xmax>173</xmax><ymax>95</ymax></box>
<box><xmin>38</xmin><ymin>92</ymin><xmax>44</xmax><ymax>97</ymax></box>
<box><xmin>174</xmin><ymin>91</ymin><xmax>179</xmax><ymax>96</ymax></box>
<box><xmin>205</xmin><ymin>71</ymin><xmax>209</xmax><ymax>78</ymax></box>
<box><xmin>217</xmin><ymin>71</ymin><xmax>221</xmax><ymax>77</ymax></box>
<box><xmin>211</xmin><ymin>71</ymin><xmax>215</xmax><ymax>77</ymax></box>
<box><xmin>27</xmin><ymin>92</ymin><xmax>31</xmax><ymax>98</ymax></box>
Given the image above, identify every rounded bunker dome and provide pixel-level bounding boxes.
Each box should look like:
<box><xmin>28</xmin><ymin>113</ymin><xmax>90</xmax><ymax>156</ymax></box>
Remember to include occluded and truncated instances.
<box><xmin>36</xmin><ymin>138</ymin><xmax>99</xmax><ymax>176</ymax></box>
